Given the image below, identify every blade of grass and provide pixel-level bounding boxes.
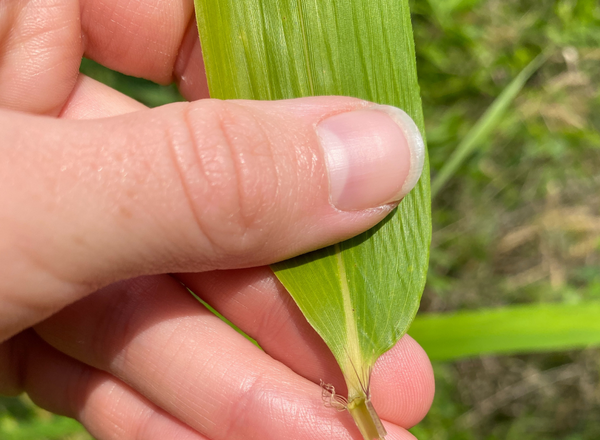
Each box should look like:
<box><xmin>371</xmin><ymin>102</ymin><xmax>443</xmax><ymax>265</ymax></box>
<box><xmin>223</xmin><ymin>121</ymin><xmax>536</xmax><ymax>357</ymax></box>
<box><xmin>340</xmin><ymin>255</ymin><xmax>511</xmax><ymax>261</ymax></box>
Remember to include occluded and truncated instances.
<box><xmin>409</xmin><ymin>301</ymin><xmax>600</xmax><ymax>361</ymax></box>
<box><xmin>188</xmin><ymin>291</ymin><xmax>260</xmax><ymax>348</ymax></box>
<box><xmin>431</xmin><ymin>51</ymin><xmax>549</xmax><ymax>198</ymax></box>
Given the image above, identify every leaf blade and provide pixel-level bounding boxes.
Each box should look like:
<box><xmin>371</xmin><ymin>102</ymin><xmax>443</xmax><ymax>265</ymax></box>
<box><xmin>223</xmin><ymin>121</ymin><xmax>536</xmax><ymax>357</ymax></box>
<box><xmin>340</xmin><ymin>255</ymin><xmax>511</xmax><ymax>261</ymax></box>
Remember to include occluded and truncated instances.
<box><xmin>194</xmin><ymin>0</ymin><xmax>431</xmax><ymax>429</ymax></box>
<box><xmin>430</xmin><ymin>51</ymin><xmax>549</xmax><ymax>197</ymax></box>
<box><xmin>409</xmin><ymin>302</ymin><xmax>600</xmax><ymax>361</ymax></box>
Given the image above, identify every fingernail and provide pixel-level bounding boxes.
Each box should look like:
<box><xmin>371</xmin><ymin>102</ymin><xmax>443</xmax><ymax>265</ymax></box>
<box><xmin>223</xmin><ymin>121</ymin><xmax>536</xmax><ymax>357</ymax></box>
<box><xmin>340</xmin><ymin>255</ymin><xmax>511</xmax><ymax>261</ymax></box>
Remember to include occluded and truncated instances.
<box><xmin>316</xmin><ymin>105</ymin><xmax>425</xmax><ymax>211</ymax></box>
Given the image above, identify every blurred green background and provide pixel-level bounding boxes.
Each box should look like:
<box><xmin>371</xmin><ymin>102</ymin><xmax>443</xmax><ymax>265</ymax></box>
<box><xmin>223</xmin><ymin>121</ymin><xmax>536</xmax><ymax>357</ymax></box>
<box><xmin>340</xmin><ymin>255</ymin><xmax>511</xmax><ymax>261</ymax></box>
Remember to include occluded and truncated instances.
<box><xmin>2</xmin><ymin>0</ymin><xmax>600</xmax><ymax>439</ymax></box>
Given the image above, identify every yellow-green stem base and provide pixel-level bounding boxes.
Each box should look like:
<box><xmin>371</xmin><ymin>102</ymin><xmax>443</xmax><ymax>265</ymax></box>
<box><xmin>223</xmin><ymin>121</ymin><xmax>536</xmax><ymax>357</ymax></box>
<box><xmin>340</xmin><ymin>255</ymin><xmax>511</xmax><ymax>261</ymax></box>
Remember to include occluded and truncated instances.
<box><xmin>348</xmin><ymin>397</ymin><xmax>387</xmax><ymax>440</ymax></box>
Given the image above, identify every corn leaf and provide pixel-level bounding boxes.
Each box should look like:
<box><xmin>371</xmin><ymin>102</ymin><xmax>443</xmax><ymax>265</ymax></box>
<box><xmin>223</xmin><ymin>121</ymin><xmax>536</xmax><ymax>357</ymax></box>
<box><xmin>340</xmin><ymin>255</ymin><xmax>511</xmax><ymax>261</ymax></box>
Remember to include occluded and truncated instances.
<box><xmin>410</xmin><ymin>302</ymin><xmax>600</xmax><ymax>361</ymax></box>
<box><xmin>194</xmin><ymin>1</ymin><xmax>430</xmax><ymax>438</ymax></box>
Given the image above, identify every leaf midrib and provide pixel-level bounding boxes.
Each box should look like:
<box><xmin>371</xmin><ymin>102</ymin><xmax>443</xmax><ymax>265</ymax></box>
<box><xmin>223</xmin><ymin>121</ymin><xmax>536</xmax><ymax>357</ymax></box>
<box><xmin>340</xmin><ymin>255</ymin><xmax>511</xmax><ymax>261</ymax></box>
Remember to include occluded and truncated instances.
<box><xmin>335</xmin><ymin>243</ymin><xmax>362</xmax><ymax>392</ymax></box>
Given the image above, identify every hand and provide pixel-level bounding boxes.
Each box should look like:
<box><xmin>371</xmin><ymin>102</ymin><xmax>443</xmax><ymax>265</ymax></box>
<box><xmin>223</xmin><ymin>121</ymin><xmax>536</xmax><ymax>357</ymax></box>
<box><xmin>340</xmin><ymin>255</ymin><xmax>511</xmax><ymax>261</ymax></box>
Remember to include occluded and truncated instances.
<box><xmin>0</xmin><ymin>0</ymin><xmax>434</xmax><ymax>439</ymax></box>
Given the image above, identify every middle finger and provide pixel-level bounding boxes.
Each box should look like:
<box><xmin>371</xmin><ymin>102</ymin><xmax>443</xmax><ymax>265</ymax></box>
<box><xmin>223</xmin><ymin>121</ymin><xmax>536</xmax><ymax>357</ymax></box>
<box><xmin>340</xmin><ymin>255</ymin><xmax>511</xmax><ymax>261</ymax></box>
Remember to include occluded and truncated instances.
<box><xmin>80</xmin><ymin>0</ymin><xmax>209</xmax><ymax>100</ymax></box>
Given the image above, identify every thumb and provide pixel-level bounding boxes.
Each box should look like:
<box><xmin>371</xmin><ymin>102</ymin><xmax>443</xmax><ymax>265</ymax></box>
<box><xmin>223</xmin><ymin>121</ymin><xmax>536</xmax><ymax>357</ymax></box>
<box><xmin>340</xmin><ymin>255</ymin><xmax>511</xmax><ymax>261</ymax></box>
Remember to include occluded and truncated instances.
<box><xmin>0</xmin><ymin>96</ymin><xmax>424</xmax><ymax>340</ymax></box>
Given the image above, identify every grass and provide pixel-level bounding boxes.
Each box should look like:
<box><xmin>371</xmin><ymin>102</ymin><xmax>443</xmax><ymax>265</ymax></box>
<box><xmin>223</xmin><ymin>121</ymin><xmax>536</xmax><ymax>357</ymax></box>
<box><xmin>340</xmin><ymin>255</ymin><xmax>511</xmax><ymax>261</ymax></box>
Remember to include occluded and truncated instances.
<box><xmin>413</xmin><ymin>0</ymin><xmax>600</xmax><ymax>438</ymax></box>
<box><xmin>0</xmin><ymin>395</ymin><xmax>91</xmax><ymax>440</ymax></box>
<box><xmin>2</xmin><ymin>0</ymin><xmax>600</xmax><ymax>439</ymax></box>
<box><xmin>410</xmin><ymin>302</ymin><xmax>600</xmax><ymax>361</ymax></box>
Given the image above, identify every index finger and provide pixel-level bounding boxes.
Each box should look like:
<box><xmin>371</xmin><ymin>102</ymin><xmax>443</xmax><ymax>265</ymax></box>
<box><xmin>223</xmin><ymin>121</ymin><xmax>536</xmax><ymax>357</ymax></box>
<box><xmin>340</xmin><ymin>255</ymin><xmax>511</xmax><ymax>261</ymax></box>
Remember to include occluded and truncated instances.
<box><xmin>80</xmin><ymin>0</ymin><xmax>208</xmax><ymax>98</ymax></box>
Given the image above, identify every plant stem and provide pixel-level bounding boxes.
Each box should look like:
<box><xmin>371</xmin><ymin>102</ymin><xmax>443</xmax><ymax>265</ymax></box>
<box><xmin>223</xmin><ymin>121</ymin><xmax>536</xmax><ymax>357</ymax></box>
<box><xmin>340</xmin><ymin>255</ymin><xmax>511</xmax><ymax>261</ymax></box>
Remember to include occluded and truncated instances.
<box><xmin>347</xmin><ymin>397</ymin><xmax>387</xmax><ymax>440</ymax></box>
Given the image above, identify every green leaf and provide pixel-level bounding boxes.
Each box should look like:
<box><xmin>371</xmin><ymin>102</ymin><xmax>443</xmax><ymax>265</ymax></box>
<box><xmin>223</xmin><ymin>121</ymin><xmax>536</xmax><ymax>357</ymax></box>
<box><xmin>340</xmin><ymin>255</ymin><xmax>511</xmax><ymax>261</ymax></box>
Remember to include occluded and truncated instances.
<box><xmin>0</xmin><ymin>413</ymin><xmax>90</xmax><ymax>440</ymax></box>
<box><xmin>194</xmin><ymin>1</ymin><xmax>430</xmax><ymax>437</ymax></box>
<box><xmin>409</xmin><ymin>302</ymin><xmax>600</xmax><ymax>361</ymax></box>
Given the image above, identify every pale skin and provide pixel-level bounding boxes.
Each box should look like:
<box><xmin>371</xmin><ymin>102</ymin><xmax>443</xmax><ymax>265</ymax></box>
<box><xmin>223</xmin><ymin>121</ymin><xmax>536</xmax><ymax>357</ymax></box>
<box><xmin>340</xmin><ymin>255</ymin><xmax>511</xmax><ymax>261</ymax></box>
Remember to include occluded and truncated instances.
<box><xmin>0</xmin><ymin>0</ymin><xmax>435</xmax><ymax>439</ymax></box>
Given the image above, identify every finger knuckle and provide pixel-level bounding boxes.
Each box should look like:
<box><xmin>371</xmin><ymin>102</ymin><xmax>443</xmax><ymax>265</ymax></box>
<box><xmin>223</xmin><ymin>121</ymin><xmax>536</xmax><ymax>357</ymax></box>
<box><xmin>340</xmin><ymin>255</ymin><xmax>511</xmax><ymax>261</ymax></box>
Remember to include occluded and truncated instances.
<box><xmin>172</xmin><ymin>100</ymin><xmax>283</xmax><ymax>263</ymax></box>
